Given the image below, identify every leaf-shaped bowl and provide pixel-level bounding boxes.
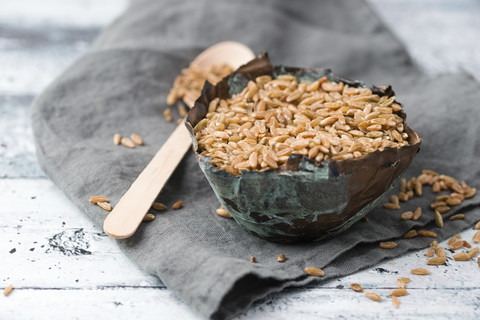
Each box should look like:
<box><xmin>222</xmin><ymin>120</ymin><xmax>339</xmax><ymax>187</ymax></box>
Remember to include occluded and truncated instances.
<box><xmin>185</xmin><ymin>53</ymin><xmax>421</xmax><ymax>243</ymax></box>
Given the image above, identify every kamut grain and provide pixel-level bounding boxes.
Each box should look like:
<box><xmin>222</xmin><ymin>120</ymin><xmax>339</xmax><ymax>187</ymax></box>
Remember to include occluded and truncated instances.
<box><xmin>473</xmin><ymin>231</ymin><xmax>480</xmax><ymax>243</ymax></box>
<box><xmin>430</xmin><ymin>241</ymin><xmax>438</xmax><ymax>250</ymax></box>
<box><xmin>436</xmin><ymin>206</ymin><xmax>450</xmax><ymax>214</ymax></box>
<box><xmin>434</xmin><ymin>210</ymin><xmax>444</xmax><ymax>228</ymax></box>
<box><xmin>390</xmin><ymin>288</ymin><xmax>407</xmax><ymax>297</ymax></box>
<box><xmin>411</xmin><ymin>268</ymin><xmax>430</xmax><ymax>275</ymax></box>
<box><xmin>404</xmin><ymin>230</ymin><xmax>417</xmax><ymax>239</ymax></box>
<box><xmin>97</xmin><ymin>202</ymin><xmax>111</xmax><ymax>211</ymax></box>
<box><xmin>425</xmin><ymin>249</ymin><xmax>434</xmax><ymax>257</ymax></box>
<box><xmin>392</xmin><ymin>296</ymin><xmax>400</xmax><ymax>308</ymax></box>
<box><xmin>453</xmin><ymin>253</ymin><xmax>470</xmax><ymax>261</ymax></box>
<box><xmin>384</xmin><ymin>203</ymin><xmax>400</xmax><ymax>210</ymax></box>
<box><xmin>468</xmin><ymin>247</ymin><xmax>479</xmax><ymax>259</ymax></box>
<box><xmin>143</xmin><ymin>213</ymin><xmax>155</xmax><ymax>222</ymax></box>
<box><xmin>413</xmin><ymin>207</ymin><xmax>422</xmax><ymax>221</ymax></box>
<box><xmin>380</xmin><ymin>241</ymin><xmax>398</xmax><ymax>249</ymax></box>
<box><xmin>172</xmin><ymin>200</ymin><xmax>183</xmax><ymax>210</ymax></box>
<box><xmin>349</xmin><ymin>283</ymin><xmax>364</xmax><ymax>292</ymax></box>
<box><xmin>365</xmin><ymin>291</ymin><xmax>381</xmax><ymax>302</ymax></box>
<box><xmin>436</xmin><ymin>247</ymin><xmax>445</xmax><ymax>258</ymax></box>
<box><xmin>475</xmin><ymin>221</ymin><xmax>480</xmax><ymax>230</ymax></box>
<box><xmin>250</xmin><ymin>256</ymin><xmax>256</xmax><ymax>263</ymax></box>
<box><xmin>131</xmin><ymin>133</ymin><xmax>143</xmax><ymax>146</ymax></box>
<box><xmin>446</xmin><ymin>197</ymin><xmax>462</xmax><ymax>206</ymax></box>
<box><xmin>465</xmin><ymin>187</ymin><xmax>477</xmax><ymax>199</ymax></box>
<box><xmin>418</xmin><ymin>230</ymin><xmax>437</xmax><ymax>238</ymax></box>
<box><xmin>430</xmin><ymin>201</ymin><xmax>447</xmax><ymax>209</ymax></box>
<box><xmin>449</xmin><ymin>240</ymin><xmax>464</xmax><ymax>250</ymax></box>
<box><xmin>426</xmin><ymin>257</ymin><xmax>446</xmax><ymax>265</ymax></box>
<box><xmin>305</xmin><ymin>267</ymin><xmax>325</xmax><ymax>277</ymax></box>
<box><xmin>449</xmin><ymin>214</ymin><xmax>464</xmax><ymax>221</ymax></box>
<box><xmin>463</xmin><ymin>241</ymin><xmax>472</xmax><ymax>249</ymax></box>
<box><xmin>152</xmin><ymin>202</ymin><xmax>167</xmax><ymax>211</ymax></box>
<box><xmin>396</xmin><ymin>277</ymin><xmax>410</xmax><ymax>288</ymax></box>
<box><xmin>113</xmin><ymin>133</ymin><xmax>121</xmax><ymax>145</ymax></box>
<box><xmin>398</xmin><ymin>192</ymin><xmax>409</xmax><ymax>202</ymax></box>
<box><xmin>121</xmin><ymin>137</ymin><xmax>135</xmax><ymax>148</ymax></box>
<box><xmin>89</xmin><ymin>195</ymin><xmax>109</xmax><ymax>204</ymax></box>
<box><xmin>3</xmin><ymin>284</ymin><xmax>13</xmax><ymax>296</ymax></box>
<box><xmin>216</xmin><ymin>206</ymin><xmax>232</xmax><ymax>218</ymax></box>
<box><xmin>277</xmin><ymin>254</ymin><xmax>286</xmax><ymax>263</ymax></box>
<box><xmin>390</xmin><ymin>195</ymin><xmax>399</xmax><ymax>206</ymax></box>
<box><xmin>400</xmin><ymin>211</ymin><xmax>414</xmax><ymax>220</ymax></box>
<box><xmin>195</xmin><ymin>76</ymin><xmax>410</xmax><ymax>175</ymax></box>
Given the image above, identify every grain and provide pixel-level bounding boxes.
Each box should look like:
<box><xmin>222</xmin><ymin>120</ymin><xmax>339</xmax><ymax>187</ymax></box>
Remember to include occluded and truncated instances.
<box><xmin>473</xmin><ymin>231</ymin><xmax>480</xmax><ymax>243</ymax></box>
<box><xmin>392</xmin><ymin>296</ymin><xmax>400</xmax><ymax>309</ymax></box>
<box><xmin>449</xmin><ymin>214</ymin><xmax>464</xmax><ymax>221</ymax></box>
<box><xmin>411</xmin><ymin>268</ymin><xmax>430</xmax><ymax>275</ymax></box>
<box><xmin>384</xmin><ymin>203</ymin><xmax>400</xmax><ymax>210</ymax></box>
<box><xmin>380</xmin><ymin>241</ymin><xmax>398</xmax><ymax>249</ymax></box>
<box><xmin>446</xmin><ymin>197</ymin><xmax>461</xmax><ymax>206</ymax></box>
<box><xmin>425</xmin><ymin>249</ymin><xmax>434</xmax><ymax>257</ymax></box>
<box><xmin>430</xmin><ymin>240</ymin><xmax>438</xmax><ymax>250</ymax></box>
<box><xmin>143</xmin><ymin>213</ymin><xmax>155</xmax><ymax>222</ymax></box>
<box><xmin>468</xmin><ymin>247</ymin><xmax>479</xmax><ymax>259</ymax></box>
<box><xmin>400</xmin><ymin>211</ymin><xmax>413</xmax><ymax>220</ymax></box>
<box><xmin>465</xmin><ymin>187</ymin><xmax>477</xmax><ymax>199</ymax></box>
<box><xmin>364</xmin><ymin>291</ymin><xmax>381</xmax><ymax>302</ymax></box>
<box><xmin>436</xmin><ymin>247</ymin><xmax>445</xmax><ymax>258</ymax></box>
<box><xmin>216</xmin><ymin>206</ymin><xmax>233</xmax><ymax>218</ymax></box>
<box><xmin>463</xmin><ymin>241</ymin><xmax>471</xmax><ymax>248</ymax></box>
<box><xmin>422</xmin><ymin>169</ymin><xmax>438</xmax><ymax>176</ymax></box>
<box><xmin>390</xmin><ymin>288</ymin><xmax>407</xmax><ymax>297</ymax></box>
<box><xmin>418</xmin><ymin>230</ymin><xmax>437</xmax><ymax>238</ymax></box>
<box><xmin>434</xmin><ymin>209</ymin><xmax>444</xmax><ymax>228</ymax></box>
<box><xmin>97</xmin><ymin>202</ymin><xmax>111</xmax><ymax>211</ymax></box>
<box><xmin>404</xmin><ymin>229</ymin><xmax>417</xmax><ymax>239</ymax></box>
<box><xmin>449</xmin><ymin>240</ymin><xmax>464</xmax><ymax>250</ymax></box>
<box><xmin>426</xmin><ymin>257</ymin><xmax>446</xmax><ymax>265</ymax></box>
<box><xmin>400</xmin><ymin>178</ymin><xmax>407</xmax><ymax>193</ymax></box>
<box><xmin>398</xmin><ymin>192</ymin><xmax>409</xmax><ymax>202</ymax></box>
<box><xmin>436</xmin><ymin>206</ymin><xmax>450</xmax><ymax>214</ymax></box>
<box><xmin>413</xmin><ymin>207</ymin><xmax>422</xmax><ymax>221</ymax></box>
<box><xmin>152</xmin><ymin>202</ymin><xmax>167</xmax><ymax>211</ymax></box>
<box><xmin>396</xmin><ymin>277</ymin><xmax>410</xmax><ymax>288</ymax></box>
<box><xmin>121</xmin><ymin>137</ymin><xmax>135</xmax><ymax>148</ymax></box>
<box><xmin>305</xmin><ymin>267</ymin><xmax>325</xmax><ymax>277</ymax></box>
<box><xmin>163</xmin><ymin>108</ymin><xmax>173</xmax><ymax>122</ymax></box>
<box><xmin>168</xmin><ymin>63</ymin><xmax>233</xmax><ymax>106</ymax></box>
<box><xmin>113</xmin><ymin>133</ymin><xmax>121</xmax><ymax>145</ymax></box>
<box><xmin>172</xmin><ymin>200</ymin><xmax>183</xmax><ymax>210</ymax></box>
<box><xmin>430</xmin><ymin>201</ymin><xmax>447</xmax><ymax>209</ymax></box>
<box><xmin>89</xmin><ymin>195</ymin><xmax>109</xmax><ymax>204</ymax></box>
<box><xmin>476</xmin><ymin>221</ymin><xmax>480</xmax><ymax>230</ymax></box>
<box><xmin>414</xmin><ymin>181</ymin><xmax>422</xmax><ymax>196</ymax></box>
<box><xmin>390</xmin><ymin>195</ymin><xmax>399</xmax><ymax>206</ymax></box>
<box><xmin>3</xmin><ymin>284</ymin><xmax>13</xmax><ymax>296</ymax></box>
<box><xmin>250</xmin><ymin>256</ymin><xmax>256</xmax><ymax>263</ymax></box>
<box><xmin>453</xmin><ymin>253</ymin><xmax>470</xmax><ymax>261</ymax></box>
<box><xmin>478</xmin><ymin>257</ymin><xmax>480</xmax><ymax>268</ymax></box>
<box><xmin>196</xmin><ymin>76</ymin><xmax>410</xmax><ymax>175</ymax></box>
<box><xmin>277</xmin><ymin>254</ymin><xmax>286</xmax><ymax>263</ymax></box>
<box><xmin>349</xmin><ymin>283</ymin><xmax>364</xmax><ymax>292</ymax></box>
<box><xmin>131</xmin><ymin>133</ymin><xmax>143</xmax><ymax>146</ymax></box>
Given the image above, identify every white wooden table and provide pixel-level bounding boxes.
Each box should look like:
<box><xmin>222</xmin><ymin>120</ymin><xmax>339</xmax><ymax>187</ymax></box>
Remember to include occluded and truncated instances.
<box><xmin>1</xmin><ymin>1</ymin><xmax>480</xmax><ymax>318</ymax></box>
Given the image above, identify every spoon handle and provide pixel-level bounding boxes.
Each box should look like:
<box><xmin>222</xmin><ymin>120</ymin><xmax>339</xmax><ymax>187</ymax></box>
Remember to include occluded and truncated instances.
<box><xmin>103</xmin><ymin>124</ymin><xmax>192</xmax><ymax>239</ymax></box>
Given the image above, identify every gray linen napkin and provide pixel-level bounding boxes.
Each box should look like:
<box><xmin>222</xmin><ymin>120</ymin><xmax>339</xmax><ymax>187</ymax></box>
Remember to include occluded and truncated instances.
<box><xmin>31</xmin><ymin>0</ymin><xmax>480</xmax><ymax>319</ymax></box>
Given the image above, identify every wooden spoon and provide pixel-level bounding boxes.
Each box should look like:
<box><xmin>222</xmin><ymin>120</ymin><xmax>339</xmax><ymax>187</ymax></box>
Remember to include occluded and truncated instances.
<box><xmin>103</xmin><ymin>41</ymin><xmax>255</xmax><ymax>239</ymax></box>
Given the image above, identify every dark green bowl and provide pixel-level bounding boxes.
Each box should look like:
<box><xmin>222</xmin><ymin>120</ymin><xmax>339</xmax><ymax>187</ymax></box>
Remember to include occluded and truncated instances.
<box><xmin>185</xmin><ymin>54</ymin><xmax>421</xmax><ymax>243</ymax></box>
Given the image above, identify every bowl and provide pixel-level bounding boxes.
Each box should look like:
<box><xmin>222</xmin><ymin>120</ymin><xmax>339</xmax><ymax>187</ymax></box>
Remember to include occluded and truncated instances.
<box><xmin>185</xmin><ymin>53</ymin><xmax>421</xmax><ymax>243</ymax></box>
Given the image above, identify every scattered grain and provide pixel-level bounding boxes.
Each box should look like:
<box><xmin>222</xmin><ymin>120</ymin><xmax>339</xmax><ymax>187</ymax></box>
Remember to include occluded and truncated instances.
<box><xmin>277</xmin><ymin>254</ymin><xmax>286</xmax><ymax>263</ymax></box>
<box><xmin>89</xmin><ymin>195</ymin><xmax>109</xmax><ymax>204</ymax></box>
<box><xmin>453</xmin><ymin>253</ymin><xmax>470</xmax><ymax>261</ymax></box>
<box><xmin>468</xmin><ymin>247</ymin><xmax>479</xmax><ymax>259</ymax></box>
<box><xmin>411</xmin><ymin>268</ymin><xmax>430</xmax><ymax>275</ymax></box>
<box><xmin>250</xmin><ymin>256</ymin><xmax>256</xmax><ymax>263</ymax></box>
<box><xmin>172</xmin><ymin>200</ymin><xmax>183</xmax><ymax>210</ymax></box>
<box><xmin>449</xmin><ymin>240</ymin><xmax>464</xmax><ymax>251</ymax></box>
<box><xmin>152</xmin><ymin>202</ymin><xmax>167</xmax><ymax>211</ymax></box>
<box><xmin>404</xmin><ymin>230</ymin><xmax>417</xmax><ymax>239</ymax></box>
<box><xmin>396</xmin><ymin>277</ymin><xmax>410</xmax><ymax>288</ymax></box>
<box><xmin>3</xmin><ymin>284</ymin><xmax>13</xmax><ymax>296</ymax></box>
<box><xmin>121</xmin><ymin>137</ymin><xmax>135</xmax><ymax>148</ymax></box>
<box><xmin>465</xmin><ymin>188</ymin><xmax>477</xmax><ymax>199</ymax></box>
<box><xmin>473</xmin><ymin>231</ymin><xmax>480</xmax><ymax>243</ymax></box>
<box><xmin>418</xmin><ymin>230</ymin><xmax>437</xmax><ymax>238</ymax></box>
<box><xmin>365</xmin><ymin>291</ymin><xmax>381</xmax><ymax>302</ymax></box>
<box><xmin>216</xmin><ymin>206</ymin><xmax>232</xmax><ymax>218</ymax></box>
<box><xmin>430</xmin><ymin>240</ymin><xmax>438</xmax><ymax>250</ymax></box>
<box><xmin>425</xmin><ymin>249</ymin><xmax>434</xmax><ymax>257</ymax></box>
<box><xmin>436</xmin><ymin>247</ymin><xmax>445</xmax><ymax>258</ymax></box>
<box><xmin>463</xmin><ymin>241</ymin><xmax>472</xmax><ymax>249</ymax></box>
<box><xmin>436</xmin><ymin>206</ymin><xmax>450</xmax><ymax>214</ymax></box>
<box><xmin>97</xmin><ymin>202</ymin><xmax>111</xmax><ymax>211</ymax></box>
<box><xmin>380</xmin><ymin>241</ymin><xmax>398</xmax><ymax>249</ymax></box>
<box><xmin>113</xmin><ymin>133</ymin><xmax>121</xmax><ymax>145</ymax></box>
<box><xmin>449</xmin><ymin>214</ymin><xmax>464</xmax><ymax>221</ymax></box>
<box><xmin>475</xmin><ymin>221</ymin><xmax>480</xmax><ymax>230</ymax></box>
<box><xmin>349</xmin><ymin>283</ymin><xmax>364</xmax><ymax>292</ymax></box>
<box><xmin>384</xmin><ymin>203</ymin><xmax>400</xmax><ymax>210</ymax></box>
<box><xmin>446</xmin><ymin>197</ymin><xmax>462</xmax><ymax>206</ymax></box>
<box><xmin>398</xmin><ymin>192</ymin><xmax>409</xmax><ymax>202</ymax></box>
<box><xmin>390</xmin><ymin>288</ymin><xmax>407</xmax><ymax>297</ymax></box>
<box><xmin>390</xmin><ymin>195</ymin><xmax>399</xmax><ymax>206</ymax></box>
<box><xmin>426</xmin><ymin>256</ymin><xmax>446</xmax><ymax>265</ymax></box>
<box><xmin>434</xmin><ymin>209</ymin><xmax>444</xmax><ymax>228</ymax></box>
<box><xmin>400</xmin><ymin>211</ymin><xmax>413</xmax><ymax>220</ymax></box>
<box><xmin>413</xmin><ymin>207</ymin><xmax>422</xmax><ymax>221</ymax></box>
<box><xmin>392</xmin><ymin>296</ymin><xmax>400</xmax><ymax>309</ymax></box>
<box><xmin>143</xmin><ymin>213</ymin><xmax>155</xmax><ymax>222</ymax></box>
<box><xmin>305</xmin><ymin>267</ymin><xmax>325</xmax><ymax>277</ymax></box>
<box><xmin>131</xmin><ymin>133</ymin><xmax>143</xmax><ymax>146</ymax></box>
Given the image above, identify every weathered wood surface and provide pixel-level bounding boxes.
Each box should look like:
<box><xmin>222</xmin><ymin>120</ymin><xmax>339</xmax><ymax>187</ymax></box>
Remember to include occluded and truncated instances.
<box><xmin>1</xmin><ymin>0</ymin><xmax>480</xmax><ymax>319</ymax></box>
